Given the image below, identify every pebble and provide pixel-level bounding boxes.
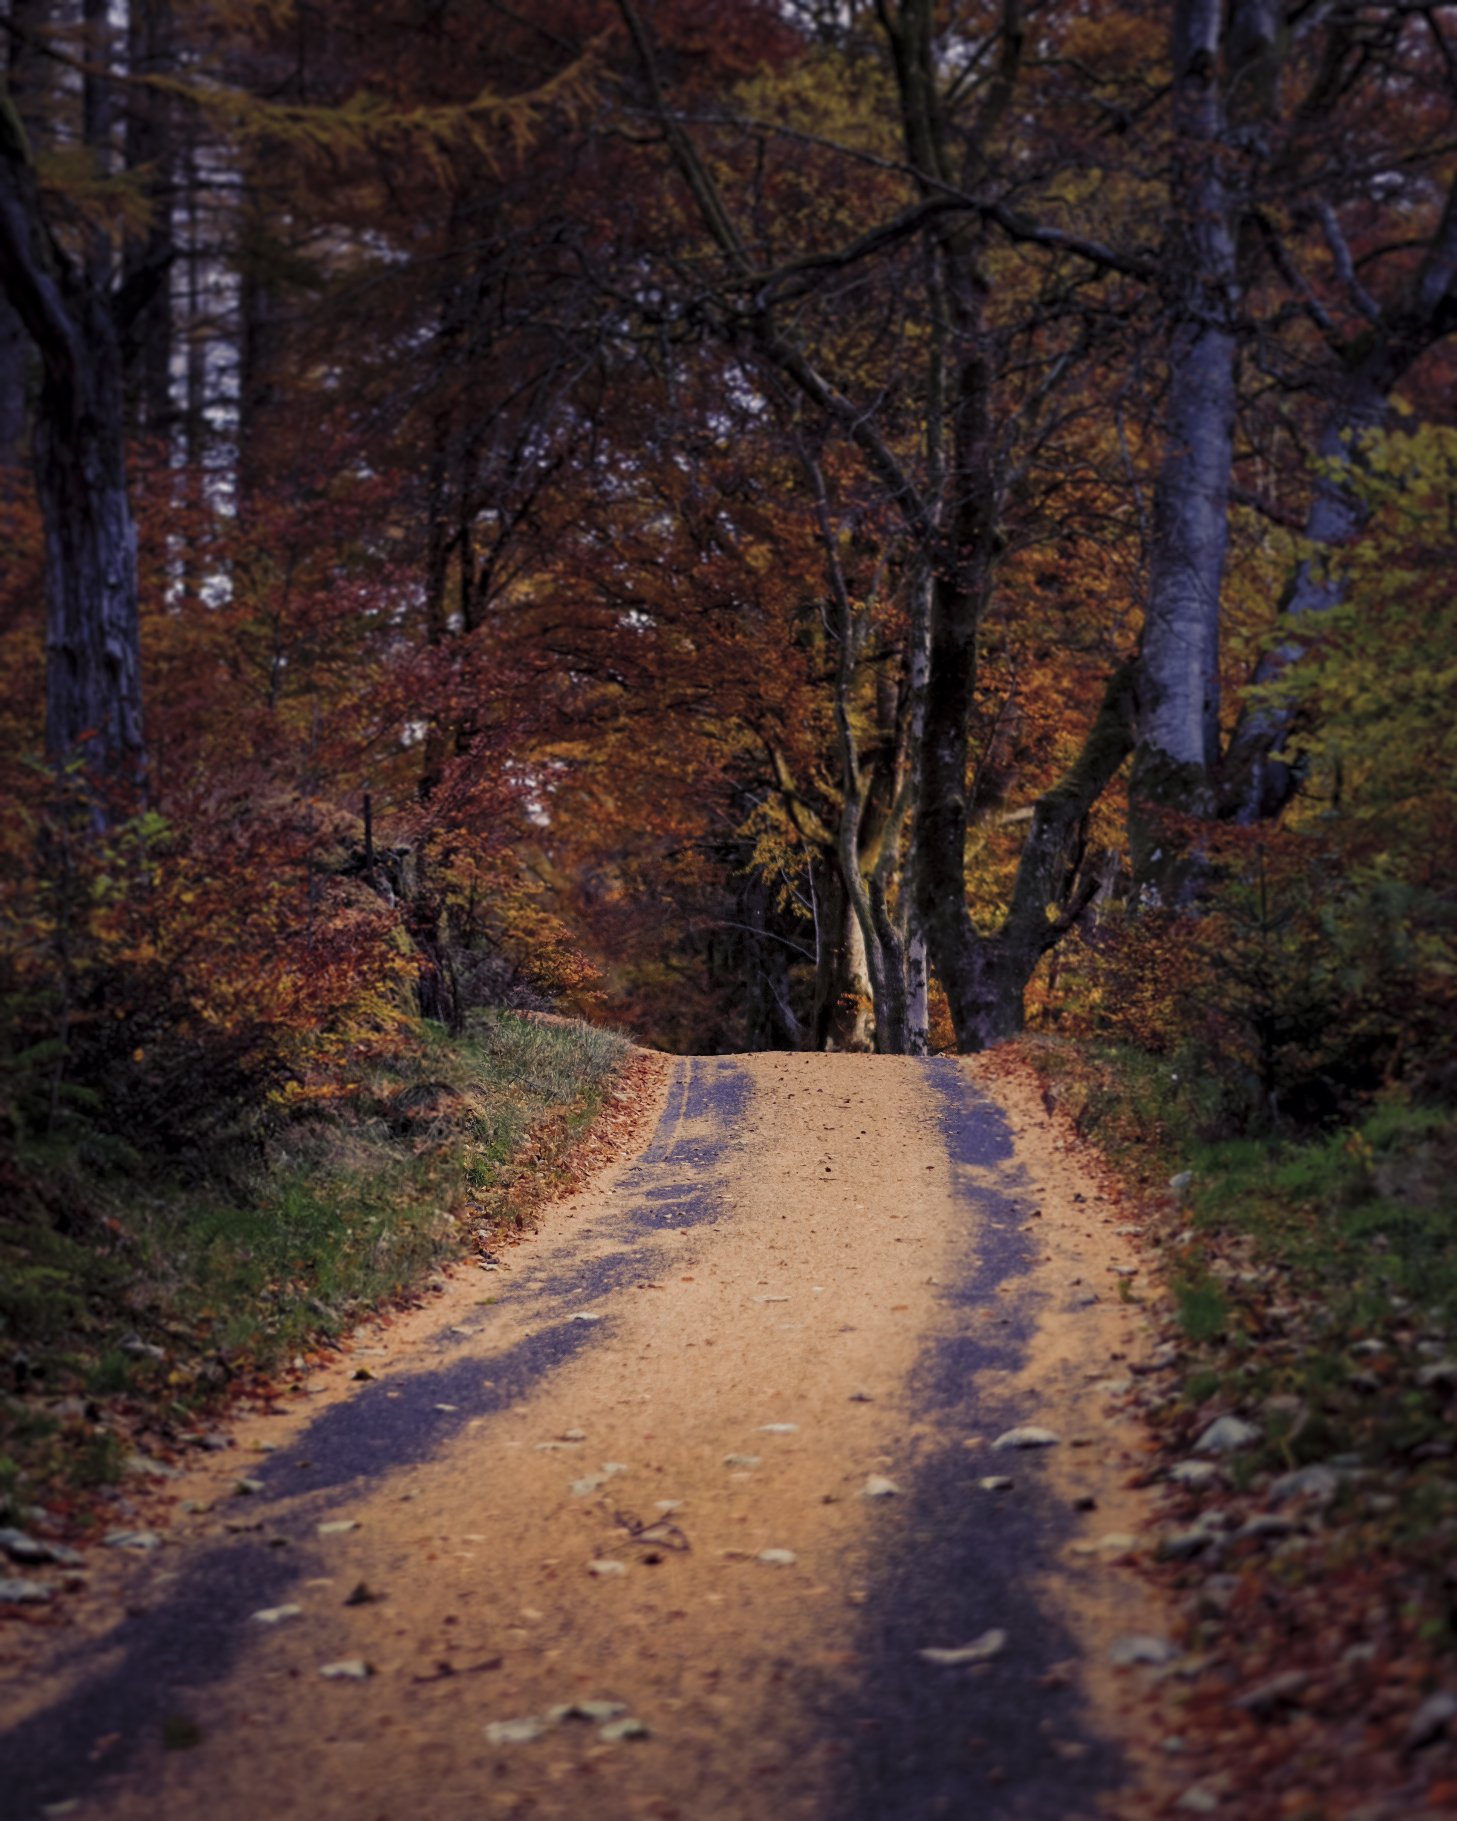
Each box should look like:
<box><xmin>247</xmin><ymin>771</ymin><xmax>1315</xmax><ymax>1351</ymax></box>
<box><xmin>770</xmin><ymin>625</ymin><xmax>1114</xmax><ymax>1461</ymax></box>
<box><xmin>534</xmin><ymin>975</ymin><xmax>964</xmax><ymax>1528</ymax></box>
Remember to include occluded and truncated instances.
<box><xmin>588</xmin><ymin>1559</ymin><xmax>627</xmax><ymax>1577</ymax></box>
<box><xmin>602</xmin><ymin>1461</ymin><xmax>629</xmax><ymax>1475</ymax></box>
<box><xmin>757</xmin><ymin>1549</ymin><xmax>797</xmax><ymax>1566</ymax></box>
<box><xmin>861</xmin><ymin>1476</ymin><xmax>900</xmax><ymax>1498</ymax></box>
<box><xmin>1174</xmin><ymin>1789</ymin><xmax>1219</xmax><ymax>1814</ymax></box>
<box><xmin>918</xmin><ymin>1629</ymin><xmax>1005</xmax><ymax>1667</ymax></box>
<box><xmin>1234</xmin><ymin>1669</ymin><xmax>1308</xmax><ymax>1715</ymax></box>
<box><xmin>434</xmin><ymin>1403</ymin><xmax>458</xmax><ymax>1412</ymax></box>
<box><xmin>548</xmin><ymin>1701</ymin><xmax>626</xmax><ymax>1722</ymax></box>
<box><xmin>234</xmin><ymin>1479</ymin><xmax>265</xmax><ymax>1496</ymax></box>
<box><xmin>1406</xmin><ymin>1689</ymin><xmax>1457</xmax><ymax>1749</ymax></box>
<box><xmin>1092</xmin><ymin>1377</ymin><xmax>1133</xmax><ymax>1395</ymax></box>
<box><xmin>1417</xmin><ymin>1360</ymin><xmax>1457</xmax><ymax>1389</ymax></box>
<box><xmin>319</xmin><ymin>1659</ymin><xmax>371</xmax><ymax>1679</ymax></box>
<box><xmin>1269</xmin><ymin>1463</ymin><xmax>1343</xmax><ymax>1503</ymax></box>
<box><xmin>1192</xmin><ymin>1416</ymin><xmax>1260</xmax><ymax>1454</ymax></box>
<box><xmin>991</xmin><ymin>1427</ymin><xmax>1059</xmax><ymax>1450</ymax></box>
<box><xmin>252</xmin><ymin>1604</ymin><xmax>303</xmax><ymax>1625</ymax></box>
<box><xmin>0</xmin><ymin>1529</ymin><xmax>82</xmax><ymax>1567</ymax></box>
<box><xmin>564</xmin><ymin>1429</ymin><xmax>587</xmax><ymax>1441</ymax></box>
<box><xmin>1108</xmin><ymin>1635</ymin><xmax>1177</xmax><ymax>1667</ymax></box>
<box><xmin>754</xmin><ymin>1296</ymin><xmax>790</xmax><ymax>1304</ymax></box>
<box><xmin>104</xmin><ymin>1530</ymin><xmax>160</xmax><ymax>1551</ymax></box>
<box><xmin>485</xmin><ymin>1718</ymin><xmax>544</xmax><ymax>1745</ymax></box>
<box><xmin>1158</xmin><ymin>1528</ymin><xmax>1215</xmax><ymax>1562</ymax></box>
<box><xmin>600</xmin><ymin>1716</ymin><xmax>648</xmax><ymax>1741</ymax></box>
<box><xmin>759</xmin><ymin>1424</ymin><xmax>799</xmax><ymax>1434</ymax></box>
<box><xmin>569</xmin><ymin>1313</ymin><xmax>602</xmax><ymax>1323</ymax></box>
<box><xmin>849</xmin><ymin>1387</ymin><xmax>874</xmax><ymax>1402</ymax></box>
<box><xmin>655</xmin><ymin>1500</ymin><xmax>682</xmax><ymax>1512</ymax></box>
<box><xmin>0</xmin><ymin>1577</ymin><xmax>52</xmax><ymax>1604</ymax></box>
<box><xmin>723</xmin><ymin>1454</ymin><xmax>760</xmax><ymax>1468</ymax></box>
<box><xmin>570</xmin><ymin>1476</ymin><xmax>606</xmax><ymax>1496</ymax></box>
<box><xmin>317</xmin><ymin>1520</ymin><xmax>360</xmax><ymax>1536</ymax></box>
<box><xmin>980</xmin><ymin>1477</ymin><xmax>1014</xmax><ymax>1492</ymax></box>
<box><xmin>1169</xmin><ymin>1460</ymin><xmax>1221</xmax><ymax>1488</ymax></box>
<box><xmin>124</xmin><ymin>1453</ymin><xmax>180</xmax><ymax>1478</ymax></box>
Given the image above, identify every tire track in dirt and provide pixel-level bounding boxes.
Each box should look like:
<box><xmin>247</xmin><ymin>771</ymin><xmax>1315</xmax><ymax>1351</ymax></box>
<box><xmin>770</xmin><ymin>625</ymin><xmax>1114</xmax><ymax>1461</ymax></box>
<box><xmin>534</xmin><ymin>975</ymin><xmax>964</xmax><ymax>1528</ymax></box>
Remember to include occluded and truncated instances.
<box><xmin>1</xmin><ymin>1053</ymin><xmax>1179</xmax><ymax>1821</ymax></box>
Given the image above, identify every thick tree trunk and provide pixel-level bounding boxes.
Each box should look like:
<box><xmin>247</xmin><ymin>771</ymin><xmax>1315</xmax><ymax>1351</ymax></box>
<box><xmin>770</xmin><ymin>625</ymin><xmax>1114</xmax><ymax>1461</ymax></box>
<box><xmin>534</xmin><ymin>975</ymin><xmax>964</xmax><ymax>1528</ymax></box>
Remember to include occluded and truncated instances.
<box><xmin>1127</xmin><ymin>0</ymin><xmax>1238</xmax><ymax>902</ymax></box>
<box><xmin>0</xmin><ymin>93</ymin><xmax>143</xmax><ymax>816</ymax></box>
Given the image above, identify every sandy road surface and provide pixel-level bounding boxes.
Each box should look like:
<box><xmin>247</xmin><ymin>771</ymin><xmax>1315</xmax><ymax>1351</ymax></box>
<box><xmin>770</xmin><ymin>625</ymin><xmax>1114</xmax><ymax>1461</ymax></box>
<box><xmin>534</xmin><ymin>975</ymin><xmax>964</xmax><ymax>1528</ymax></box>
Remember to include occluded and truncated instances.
<box><xmin>3</xmin><ymin>1053</ymin><xmax>1179</xmax><ymax>1820</ymax></box>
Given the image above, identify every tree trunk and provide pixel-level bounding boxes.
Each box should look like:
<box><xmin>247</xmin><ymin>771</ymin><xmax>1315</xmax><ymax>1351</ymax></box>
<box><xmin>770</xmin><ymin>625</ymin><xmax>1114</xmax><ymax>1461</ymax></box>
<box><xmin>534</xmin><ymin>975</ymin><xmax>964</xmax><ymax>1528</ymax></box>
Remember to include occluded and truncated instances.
<box><xmin>1127</xmin><ymin>0</ymin><xmax>1239</xmax><ymax>902</ymax></box>
<box><xmin>121</xmin><ymin>0</ymin><xmax>177</xmax><ymax>439</ymax></box>
<box><xmin>0</xmin><ymin>92</ymin><xmax>143</xmax><ymax>816</ymax></box>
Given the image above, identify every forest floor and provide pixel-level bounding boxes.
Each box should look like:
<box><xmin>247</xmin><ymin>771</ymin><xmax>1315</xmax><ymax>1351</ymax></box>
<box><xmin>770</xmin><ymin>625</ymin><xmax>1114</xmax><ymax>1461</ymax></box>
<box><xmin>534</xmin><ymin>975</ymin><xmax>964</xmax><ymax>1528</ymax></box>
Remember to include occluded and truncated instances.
<box><xmin>2</xmin><ymin>1049</ymin><xmax>1455</xmax><ymax>1819</ymax></box>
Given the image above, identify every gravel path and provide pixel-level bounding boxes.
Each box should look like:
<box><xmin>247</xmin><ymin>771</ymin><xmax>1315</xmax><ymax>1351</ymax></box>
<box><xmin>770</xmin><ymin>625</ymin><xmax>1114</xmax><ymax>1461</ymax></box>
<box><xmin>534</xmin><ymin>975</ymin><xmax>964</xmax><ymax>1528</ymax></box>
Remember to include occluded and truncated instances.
<box><xmin>2</xmin><ymin>1052</ymin><xmax>1181</xmax><ymax>1820</ymax></box>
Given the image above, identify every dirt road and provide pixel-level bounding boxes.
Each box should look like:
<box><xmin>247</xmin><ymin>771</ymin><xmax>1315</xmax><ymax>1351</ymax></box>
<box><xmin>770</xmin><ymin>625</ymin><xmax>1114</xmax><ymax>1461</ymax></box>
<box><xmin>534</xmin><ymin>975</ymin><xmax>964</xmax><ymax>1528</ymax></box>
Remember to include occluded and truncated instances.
<box><xmin>4</xmin><ymin>1053</ymin><xmax>1180</xmax><ymax>1820</ymax></box>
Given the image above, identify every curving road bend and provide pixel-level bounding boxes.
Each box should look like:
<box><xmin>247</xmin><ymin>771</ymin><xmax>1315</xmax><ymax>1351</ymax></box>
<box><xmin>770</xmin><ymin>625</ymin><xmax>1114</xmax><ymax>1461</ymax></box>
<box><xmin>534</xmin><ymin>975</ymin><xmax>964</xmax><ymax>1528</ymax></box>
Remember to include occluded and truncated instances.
<box><xmin>2</xmin><ymin>1052</ymin><xmax>1175</xmax><ymax>1821</ymax></box>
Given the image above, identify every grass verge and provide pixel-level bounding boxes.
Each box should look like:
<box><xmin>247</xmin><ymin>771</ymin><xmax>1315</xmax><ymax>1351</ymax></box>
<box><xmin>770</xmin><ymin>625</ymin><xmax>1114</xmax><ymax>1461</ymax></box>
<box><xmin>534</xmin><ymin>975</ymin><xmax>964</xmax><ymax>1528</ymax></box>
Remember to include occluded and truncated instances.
<box><xmin>1003</xmin><ymin>1035</ymin><xmax>1457</xmax><ymax>1817</ymax></box>
<box><xmin>0</xmin><ymin>1010</ymin><xmax>634</xmax><ymax>1529</ymax></box>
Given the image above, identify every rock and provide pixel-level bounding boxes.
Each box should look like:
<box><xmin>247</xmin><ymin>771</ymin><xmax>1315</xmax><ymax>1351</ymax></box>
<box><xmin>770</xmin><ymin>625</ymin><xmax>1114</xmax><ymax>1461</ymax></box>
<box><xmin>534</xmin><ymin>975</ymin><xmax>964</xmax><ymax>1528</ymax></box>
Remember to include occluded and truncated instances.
<box><xmin>753</xmin><ymin>1296</ymin><xmax>790</xmax><ymax>1304</ymax></box>
<box><xmin>104</xmin><ymin>1530</ymin><xmax>160</xmax><ymax>1551</ymax></box>
<box><xmin>600</xmin><ymin>1716</ymin><xmax>648</xmax><ymax>1742</ymax></box>
<box><xmin>120</xmin><ymin>1331</ymin><xmax>165</xmax><ymax>1361</ymax></box>
<box><xmin>722</xmin><ymin>1454</ymin><xmax>760</xmax><ymax>1468</ymax></box>
<box><xmin>980</xmin><ymin>1477</ymin><xmax>1014</xmax><ymax>1492</ymax></box>
<box><xmin>352</xmin><ymin>1368</ymin><xmax>375</xmax><ymax>1381</ymax></box>
<box><xmin>1406</xmin><ymin>1689</ymin><xmax>1457</xmax><ymax>1749</ymax></box>
<box><xmin>124</xmin><ymin>1454</ymin><xmax>180</xmax><ymax>1479</ymax></box>
<box><xmin>1168</xmin><ymin>1172</ymin><xmax>1194</xmax><ymax>1202</ymax></box>
<box><xmin>1192</xmin><ymin>1416</ymin><xmax>1260</xmax><ymax>1454</ymax></box>
<box><xmin>343</xmin><ymin>1582</ymin><xmax>375</xmax><ymax>1605</ymax></box>
<box><xmin>849</xmin><ymin>1387</ymin><xmax>874</xmax><ymax>1402</ymax></box>
<box><xmin>570</xmin><ymin>1476</ymin><xmax>606</xmax><ymax>1496</ymax></box>
<box><xmin>1236</xmin><ymin>1514</ymin><xmax>1295</xmax><ymax>1542</ymax></box>
<box><xmin>1092</xmin><ymin>1377</ymin><xmax>1133</xmax><ymax>1395</ymax></box>
<box><xmin>433</xmin><ymin>1404</ymin><xmax>458</xmax><ymax>1413</ymax></box>
<box><xmin>0</xmin><ymin>1577</ymin><xmax>52</xmax><ymax>1604</ymax></box>
<box><xmin>1418</xmin><ymin>1360</ymin><xmax>1457</xmax><ymax>1389</ymax></box>
<box><xmin>1108</xmin><ymin>1635</ymin><xmax>1177</xmax><ymax>1667</ymax></box>
<box><xmin>233</xmin><ymin>1479</ymin><xmax>265</xmax><ymax>1496</ymax></box>
<box><xmin>1174</xmin><ymin>1789</ymin><xmax>1219</xmax><ymax>1814</ymax></box>
<box><xmin>1158</xmin><ymin>1529</ymin><xmax>1215</xmax><ymax>1562</ymax></box>
<box><xmin>1096</xmin><ymin>1533</ymin><xmax>1137</xmax><ymax>1553</ymax></box>
<box><xmin>757</xmin><ymin>1549</ymin><xmax>797</xmax><ymax>1566</ymax></box>
<box><xmin>918</xmin><ymin>1629</ymin><xmax>1006</xmax><ymax>1667</ymax></box>
<box><xmin>548</xmin><ymin>1701</ymin><xmax>627</xmax><ymax>1722</ymax></box>
<box><xmin>485</xmin><ymin>1718</ymin><xmax>544</xmax><ymax>1745</ymax></box>
<box><xmin>319</xmin><ymin>1659</ymin><xmax>371</xmax><ymax>1679</ymax></box>
<box><xmin>861</xmin><ymin>1476</ymin><xmax>899</xmax><ymax>1498</ymax></box>
<box><xmin>1234</xmin><ymin>1670</ymin><xmax>1308</xmax><ymax>1715</ymax></box>
<box><xmin>991</xmin><ymin>1427</ymin><xmax>1059</xmax><ymax>1450</ymax></box>
<box><xmin>655</xmin><ymin>1499</ymin><xmax>682</xmax><ymax>1512</ymax></box>
<box><xmin>1269</xmin><ymin>1464</ymin><xmax>1342</xmax><ymax>1504</ymax></box>
<box><xmin>0</xmin><ymin>1529</ymin><xmax>81</xmax><ymax>1567</ymax></box>
<box><xmin>1109</xmin><ymin>1266</ymin><xmax>1139</xmax><ymax>1278</ymax></box>
<box><xmin>564</xmin><ymin>1429</ymin><xmax>587</xmax><ymax>1440</ymax></box>
<box><xmin>759</xmin><ymin>1423</ymin><xmax>799</xmax><ymax>1434</ymax></box>
<box><xmin>252</xmin><ymin>1604</ymin><xmax>303</xmax><ymax>1624</ymax></box>
<box><xmin>588</xmin><ymin>1559</ymin><xmax>627</xmax><ymax>1577</ymax></box>
<box><xmin>602</xmin><ymin>1462</ymin><xmax>629</xmax><ymax>1476</ymax></box>
<box><xmin>317</xmin><ymin>1520</ymin><xmax>359</xmax><ymax>1536</ymax></box>
<box><xmin>1168</xmin><ymin>1460</ymin><xmax>1221</xmax><ymax>1488</ymax></box>
<box><xmin>569</xmin><ymin>1313</ymin><xmax>602</xmax><ymax>1323</ymax></box>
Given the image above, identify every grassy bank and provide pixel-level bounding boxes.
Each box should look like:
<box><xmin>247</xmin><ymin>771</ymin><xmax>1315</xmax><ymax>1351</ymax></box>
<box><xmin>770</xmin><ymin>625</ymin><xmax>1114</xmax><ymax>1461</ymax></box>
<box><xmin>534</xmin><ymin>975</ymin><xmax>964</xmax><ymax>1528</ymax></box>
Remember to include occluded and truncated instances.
<box><xmin>1008</xmin><ymin>1036</ymin><xmax>1457</xmax><ymax>1815</ymax></box>
<box><xmin>0</xmin><ymin>1010</ymin><xmax>632</xmax><ymax>1524</ymax></box>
